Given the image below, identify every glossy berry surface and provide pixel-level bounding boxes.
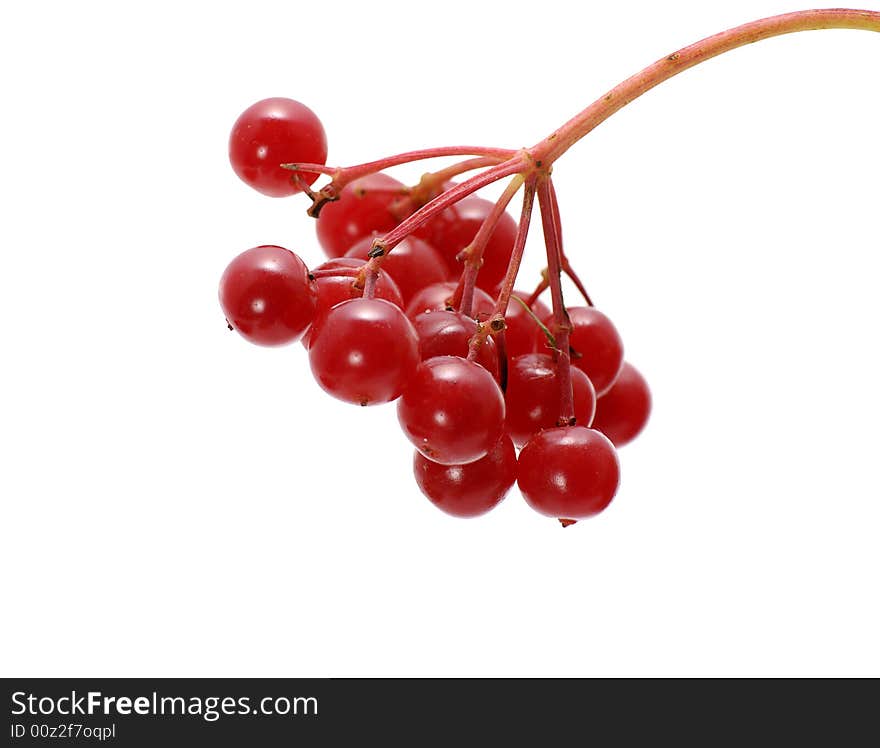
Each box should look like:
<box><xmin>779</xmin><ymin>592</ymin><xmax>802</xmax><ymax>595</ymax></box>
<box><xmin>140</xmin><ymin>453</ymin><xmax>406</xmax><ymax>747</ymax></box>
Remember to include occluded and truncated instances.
<box><xmin>413</xmin><ymin>435</ymin><xmax>517</xmax><ymax>518</ymax></box>
<box><xmin>317</xmin><ymin>173</ymin><xmax>414</xmax><ymax>257</ymax></box>
<box><xmin>308</xmin><ymin>298</ymin><xmax>419</xmax><ymax>406</ymax></box>
<box><xmin>417</xmin><ymin>195</ymin><xmax>518</xmax><ymax>291</ymax></box>
<box><xmin>592</xmin><ymin>361</ymin><xmax>652</xmax><ymax>447</ymax></box>
<box><xmin>412</xmin><ymin>310</ymin><xmax>499</xmax><ymax>379</ymax></box>
<box><xmin>405</xmin><ymin>281</ymin><xmax>495</xmax><ymax>322</ymax></box>
<box><xmin>398</xmin><ymin>356</ymin><xmax>505</xmax><ymax>465</ymax></box>
<box><xmin>518</xmin><ymin>426</ymin><xmax>620</xmax><ymax>519</ymax></box>
<box><xmin>302</xmin><ymin>258</ymin><xmax>404</xmax><ymax>348</ymax></box>
<box><xmin>228</xmin><ymin>97</ymin><xmax>327</xmax><ymax>197</ymax></box>
<box><xmin>346</xmin><ymin>235</ymin><xmax>448</xmax><ymax>305</ymax></box>
<box><xmin>503</xmin><ymin>291</ymin><xmax>551</xmax><ymax>358</ymax></box>
<box><xmin>504</xmin><ymin>354</ymin><xmax>597</xmax><ymax>448</ymax></box>
<box><xmin>312</xmin><ymin>257</ymin><xmax>404</xmax><ymax>310</ymax></box>
<box><xmin>219</xmin><ymin>245</ymin><xmax>316</xmax><ymax>346</ymax></box>
<box><xmin>539</xmin><ymin>306</ymin><xmax>624</xmax><ymax>396</ymax></box>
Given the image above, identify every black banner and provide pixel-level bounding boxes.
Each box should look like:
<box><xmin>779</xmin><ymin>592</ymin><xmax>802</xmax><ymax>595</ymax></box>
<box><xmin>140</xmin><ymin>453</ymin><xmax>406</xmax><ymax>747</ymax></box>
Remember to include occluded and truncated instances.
<box><xmin>3</xmin><ymin>678</ymin><xmax>877</xmax><ymax>744</ymax></box>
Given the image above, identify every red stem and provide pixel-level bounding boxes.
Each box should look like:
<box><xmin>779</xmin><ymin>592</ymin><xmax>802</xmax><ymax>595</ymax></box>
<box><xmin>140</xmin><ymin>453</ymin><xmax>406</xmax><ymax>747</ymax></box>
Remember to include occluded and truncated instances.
<box><xmin>410</xmin><ymin>157</ymin><xmax>503</xmax><ymax>205</ymax></box>
<box><xmin>546</xmin><ymin>181</ymin><xmax>594</xmax><ymax>306</ymax></box>
<box><xmin>531</xmin><ymin>9</ymin><xmax>880</xmax><ymax>164</ymax></box>
<box><xmin>466</xmin><ymin>177</ymin><xmax>537</xmax><ymax>363</ymax></box>
<box><xmin>537</xmin><ymin>178</ymin><xmax>576</xmax><ymax>427</ymax></box>
<box><xmin>366</xmin><ymin>155</ymin><xmax>528</xmax><ymax>277</ymax></box>
<box><xmin>457</xmin><ymin>175</ymin><xmax>524</xmax><ymax>318</ymax></box>
<box><xmin>491</xmin><ymin>177</ymin><xmax>538</xmax><ymax>323</ymax></box>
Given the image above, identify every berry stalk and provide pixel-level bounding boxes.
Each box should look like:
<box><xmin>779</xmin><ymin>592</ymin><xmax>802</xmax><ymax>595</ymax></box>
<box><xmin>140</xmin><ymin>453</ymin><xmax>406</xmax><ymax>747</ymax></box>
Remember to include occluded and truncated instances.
<box><xmin>466</xmin><ymin>176</ymin><xmax>537</xmax><ymax>362</ymax></box>
<box><xmin>532</xmin><ymin>8</ymin><xmax>880</xmax><ymax>165</ymax></box>
<box><xmin>365</xmin><ymin>155</ymin><xmax>528</xmax><ymax>264</ymax></box>
<box><xmin>537</xmin><ymin>178</ymin><xmax>576</xmax><ymax>427</ymax></box>
<box><xmin>410</xmin><ymin>157</ymin><xmax>504</xmax><ymax>204</ymax></box>
<box><xmin>456</xmin><ymin>174</ymin><xmax>524</xmax><ymax>318</ymax></box>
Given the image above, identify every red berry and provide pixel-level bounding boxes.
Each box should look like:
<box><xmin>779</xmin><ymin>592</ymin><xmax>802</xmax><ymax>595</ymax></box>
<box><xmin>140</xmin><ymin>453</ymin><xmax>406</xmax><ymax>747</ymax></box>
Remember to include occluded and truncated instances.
<box><xmin>518</xmin><ymin>426</ymin><xmax>620</xmax><ymax>520</ymax></box>
<box><xmin>539</xmin><ymin>306</ymin><xmax>624</xmax><ymax>396</ymax></box>
<box><xmin>316</xmin><ymin>173</ymin><xmax>414</xmax><ymax>257</ymax></box>
<box><xmin>592</xmin><ymin>362</ymin><xmax>652</xmax><ymax>447</ymax></box>
<box><xmin>405</xmin><ymin>281</ymin><xmax>495</xmax><ymax>322</ymax></box>
<box><xmin>505</xmin><ymin>354</ymin><xmax>597</xmax><ymax>448</ymax></box>
<box><xmin>219</xmin><ymin>245</ymin><xmax>316</xmax><ymax>346</ymax></box>
<box><xmin>398</xmin><ymin>356</ymin><xmax>505</xmax><ymax>465</ymax></box>
<box><xmin>308</xmin><ymin>298</ymin><xmax>419</xmax><ymax>406</ymax></box>
<box><xmin>346</xmin><ymin>235</ymin><xmax>448</xmax><ymax>305</ymax></box>
<box><xmin>417</xmin><ymin>196</ymin><xmax>518</xmax><ymax>291</ymax></box>
<box><xmin>411</xmin><ymin>309</ymin><xmax>499</xmax><ymax>379</ymax></box>
<box><xmin>413</xmin><ymin>435</ymin><xmax>517</xmax><ymax>518</ymax></box>
<box><xmin>312</xmin><ymin>257</ymin><xmax>404</xmax><ymax>309</ymax></box>
<box><xmin>502</xmin><ymin>291</ymin><xmax>551</xmax><ymax>358</ymax></box>
<box><xmin>301</xmin><ymin>258</ymin><xmax>405</xmax><ymax>348</ymax></box>
<box><xmin>229</xmin><ymin>98</ymin><xmax>327</xmax><ymax>198</ymax></box>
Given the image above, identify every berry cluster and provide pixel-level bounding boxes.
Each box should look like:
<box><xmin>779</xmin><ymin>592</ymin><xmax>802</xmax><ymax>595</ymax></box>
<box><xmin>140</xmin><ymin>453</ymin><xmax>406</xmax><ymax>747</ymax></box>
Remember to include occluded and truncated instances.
<box><xmin>218</xmin><ymin>10</ymin><xmax>879</xmax><ymax>525</ymax></box>
<box><xmin>220</xmin><ymin>98</ymin><xmax>650</xmax><ymax>525</ymax></box>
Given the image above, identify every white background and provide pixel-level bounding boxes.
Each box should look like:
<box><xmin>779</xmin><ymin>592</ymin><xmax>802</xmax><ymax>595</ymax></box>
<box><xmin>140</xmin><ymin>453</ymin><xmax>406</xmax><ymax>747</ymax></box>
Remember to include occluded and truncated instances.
<box><xmin>2</xmin><ymin>0</ymin><xmax>878</xmax><ymax>677</ymax></box>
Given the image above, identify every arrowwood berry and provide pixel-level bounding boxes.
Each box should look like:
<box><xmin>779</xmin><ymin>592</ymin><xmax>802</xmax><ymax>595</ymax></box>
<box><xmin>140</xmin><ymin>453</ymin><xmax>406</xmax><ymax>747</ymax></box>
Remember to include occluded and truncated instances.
<box><xmin>301</xmin><ymin>258</ymin><xmax>405</xmax><ymax>348</ymax></box>
<box><xmin>219</xmin><ymin>245</ymin><xmax>316</xmax><ymax>346</ymax></box>
<box><xmin>405</xmin><ymin>281</ymin><xmax>495</xmax><ymax>322</ymax></box>
<box><xmin>539</xmin><ymin>306</ymin><xmax>624</xmax><ymax>396</ymax></box>
<box><xmin>417</xmin><ymin>195</ymin><xmax>518</xmax><ymax>291</ymax></box>
<box><xmin>518</xmin><ymin>426</ymin><xmax>620</xmax><ymax>519</ymax></box>
<box><xmin>592</xmin><ymin>362</ymin><xmax>652</xmax><ymax>447</ymax></box>
<box><xmin>505</xmin><ymin>353</ymin><xmax>597</xmax><ymax>448</ymax></box>
<box><xmin>317</xmin><ymin>173</ymin><xmax>414</xmax><ymax>257</ymax></box>
<box><xmin>503</xmin><ymin>291</ymin><xmax>551</xmax><ymax>358</ymax></box>
<box><xmin>398</xmin><ymin>356</ymin><xmax>505</xmax><ymax>465</ymax></box>
<box><xmin>411</xmin><ymin>309</ymin><xmax>499</xmax><ymax>379</ymax></box>
<box><xmin>308</xmin><ymin>298</ymin><xmax>419</xmax><ymax>406</ymax></box>
<box><xmin>346</xmin><ymin>235</ymin><xmax>448</xmax><ymax>305</ymax></box>
<box><xmin>311</xmin><ymin>257</ymin><xmax>404</xmax><ymax>309</ymax></box>
<box><xmin>413</xmin><ymin>435</ymin><xmax>517</xmax><ymax>518</ymax></box>
<box><xmin>229</xmin><ymin>98</ymin><xmax>327</xmax><ymax>197</ymax></box>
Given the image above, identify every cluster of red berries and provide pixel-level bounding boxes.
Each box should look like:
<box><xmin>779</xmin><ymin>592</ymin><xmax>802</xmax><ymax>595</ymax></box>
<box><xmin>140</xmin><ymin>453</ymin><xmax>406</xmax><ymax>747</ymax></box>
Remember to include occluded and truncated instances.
<box><xmin>220</xmin><ymin>97</ymin><xmax>651</xmax><ymax>525</ymax></box>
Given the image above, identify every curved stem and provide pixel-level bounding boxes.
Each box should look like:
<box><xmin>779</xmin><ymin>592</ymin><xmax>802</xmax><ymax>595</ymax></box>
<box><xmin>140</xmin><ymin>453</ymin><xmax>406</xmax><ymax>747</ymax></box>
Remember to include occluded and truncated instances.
<box><xmin>532</xmin><ymin>8</ymin><xmax>880</xmax><ymax>164</ymax></box>
<box><xmin>327</xmin><ymin>146</ymin><xmax>514</xmax><ymax>188</ymax></box>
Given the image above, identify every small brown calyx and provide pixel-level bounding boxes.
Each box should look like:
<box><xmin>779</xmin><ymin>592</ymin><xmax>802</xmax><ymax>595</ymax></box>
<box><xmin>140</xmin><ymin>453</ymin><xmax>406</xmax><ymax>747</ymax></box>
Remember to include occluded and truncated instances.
<box><xmin>305</xmin><ymin>187</ymin><xmax>340</xmax><ymax>219</ymax></box>
<box><xmin>489</xmin><ymin>317</ymin><xmax>506</xmax><ymax>334</ymax></box>
<box><xmin>558</xmin><ymin>518</ymin><xmax>578</xmax><ymax>528</ymax></box>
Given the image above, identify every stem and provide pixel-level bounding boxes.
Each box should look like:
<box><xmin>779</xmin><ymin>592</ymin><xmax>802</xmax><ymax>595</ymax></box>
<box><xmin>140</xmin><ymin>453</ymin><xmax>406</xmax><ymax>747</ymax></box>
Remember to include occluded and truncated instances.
<box><xmin>546</xmin><ymin>179</ymin><xmax>594</xmax><ymax>306</ymax></box>
<box><xmin>532</xmin><ymin>9</ymin><xmax>880</xmax><ymax>164</ymax></box>
<box><xmin>367</xmin><ymin>155</ymin><xmax>528</xmax><ymax>260</ymax></box>
<box><xmin>466</xmin><ymin>177</ymin><xmax>537</xmax><ymax>362</ymax></box>
<box><xmin>361</xmin><ymin>269</ymin><xmax>378</xmax><ymax>299</ymax></box>
<box><xmin>457</xmin><ymin>174</ymin><xmax>524</xmax><ymax>318</ymax></box>
<box><xmin>302</xmin><ymin>146</ymin><xmax>515</xmax><ymax>191</ymax></box>
<box><xmin>410</xmin><ymin>157</ymin><xmax>504</xmax><ymax>206</ymax></box>
<box><xmin>491</xmin><ymin>177</ymin><xmax>538</xmax><ymax>325</ymax></box>
<box><xmin>537</xmin><ymin>178</ymin><xmax>576</xmax><ymax>427</ymax></box>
